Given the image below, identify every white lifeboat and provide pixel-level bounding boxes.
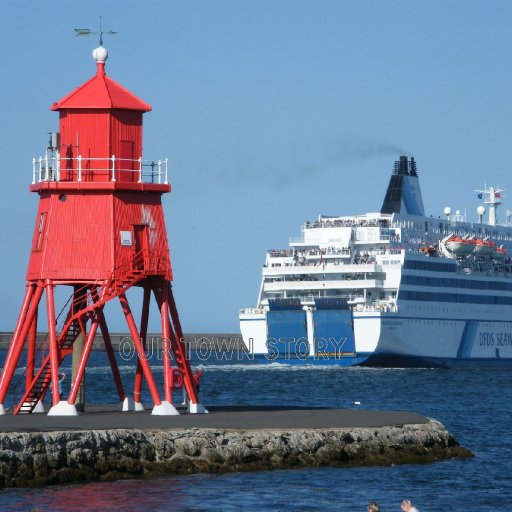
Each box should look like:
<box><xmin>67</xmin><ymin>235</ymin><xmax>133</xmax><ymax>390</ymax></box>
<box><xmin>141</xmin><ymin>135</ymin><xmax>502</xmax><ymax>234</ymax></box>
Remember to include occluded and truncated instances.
<box><xmin>444</xmin><ymin>235</ymin><xmax>475</xmax><ymax>256</ymax></box>
<box><xmin>473</xmin><ymin>238</ymin><xmax>497</xmax><ymax>257</ymax></box>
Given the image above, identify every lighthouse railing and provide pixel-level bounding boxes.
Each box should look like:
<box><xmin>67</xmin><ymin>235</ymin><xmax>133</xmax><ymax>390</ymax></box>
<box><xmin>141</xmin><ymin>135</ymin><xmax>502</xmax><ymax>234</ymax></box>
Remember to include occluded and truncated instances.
<box><xmin>32</xmin><ymin>155</ymin><xmax>168</xmax><ymax>185</ymax></box>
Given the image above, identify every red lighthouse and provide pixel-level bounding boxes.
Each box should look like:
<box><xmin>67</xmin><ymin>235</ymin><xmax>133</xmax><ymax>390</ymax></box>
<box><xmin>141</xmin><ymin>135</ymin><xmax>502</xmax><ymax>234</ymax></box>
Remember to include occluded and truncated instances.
<box><xmin>0</xmin><ymin>44</ymin><xmax>206</xmax><ymax>416</ymax></box>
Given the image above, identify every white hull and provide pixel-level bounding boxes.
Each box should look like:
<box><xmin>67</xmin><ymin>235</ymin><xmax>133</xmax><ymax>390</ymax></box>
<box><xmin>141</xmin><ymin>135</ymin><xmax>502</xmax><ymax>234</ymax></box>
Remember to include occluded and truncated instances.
<box><xmin>241</xmin><ymin>305</ymin><xmax>512</xmax><ymax>366</ymax></box>
<box><xmin>240</xmin><ymin>157</ymin><xmax>512</xmax><ymax>367</ymax></box>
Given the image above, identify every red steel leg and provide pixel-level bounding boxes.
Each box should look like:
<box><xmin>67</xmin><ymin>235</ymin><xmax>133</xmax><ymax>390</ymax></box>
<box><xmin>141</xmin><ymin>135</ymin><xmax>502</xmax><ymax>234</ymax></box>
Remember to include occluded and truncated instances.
<box><xmin>167</xmin><ymin>283</ymin><xmax>199</xmax><ymax>404</ymax></box>
<box><xmin>98</xmin><ymin>310</ymin><xmax>126</xmax><ymax>402</ymax></box>
<box><xmin>0</xmin><ymin>284</ymin><xmax>42</xmax><ymax>405</ymax></box>
<box><xmin>134</xmin><ymin>286</ymin><xmax>151</xmax><ymax>404</ymax></box>
<box><xmin>154</xmin><ymin>285</ymin><xmax>172</xmax><ymax>403</ymax></box>
<box><xmin>26</xmin><ymin>301</ymin><xmax>38</xmax><ymax>393</ymax></box>
<box><xmin>46</xmin><ymin>283</ymin><xmax>60</xmax><ymax>406</ymax></box>
<box><xmin>68</xmin><ymin>315</ymin><xmax>100</xmax><ymax>405</ymax></box>
<box><xmin>119</xmin><ymin>293</ymin><xmax>162</xmax><ymax>406</ymax></box>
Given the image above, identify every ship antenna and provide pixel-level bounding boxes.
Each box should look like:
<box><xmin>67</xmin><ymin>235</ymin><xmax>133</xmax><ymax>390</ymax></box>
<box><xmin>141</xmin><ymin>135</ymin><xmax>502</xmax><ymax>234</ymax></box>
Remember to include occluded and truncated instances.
<box><xmin>475</xmin><ymin>185</ymin><xmax>504</xmax><ymax>226</ymax></box>
<box><xmin>74</xmin><ymin>16</ymin><xmax>117</xmax><ymax>46</ymax></box>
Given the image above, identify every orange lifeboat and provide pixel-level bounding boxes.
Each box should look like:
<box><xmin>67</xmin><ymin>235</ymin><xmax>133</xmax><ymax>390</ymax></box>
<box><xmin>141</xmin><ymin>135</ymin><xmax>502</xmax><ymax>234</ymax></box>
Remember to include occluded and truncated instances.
<box><xmin>474</xmin><ymin>238</ymin><xmax>496</xmax><ymax>257</ymax></box>
<box><xmin>495</xmin><ymin>245</ymin><xmax>507</xmax><ymax>260</ymax></box>
<box><xmin>445</xmin><ymin>235</ymin><xmax>475</xmax><ymax>256</ymax></box>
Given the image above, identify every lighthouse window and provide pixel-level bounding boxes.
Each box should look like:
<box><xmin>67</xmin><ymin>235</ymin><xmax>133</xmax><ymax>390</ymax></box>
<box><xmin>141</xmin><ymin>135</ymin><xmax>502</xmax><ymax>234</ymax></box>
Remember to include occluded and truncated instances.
<box><xmin>32</xmin><ymin>212</ymin><xmax>47</xmax><ymax>252</ymax></box>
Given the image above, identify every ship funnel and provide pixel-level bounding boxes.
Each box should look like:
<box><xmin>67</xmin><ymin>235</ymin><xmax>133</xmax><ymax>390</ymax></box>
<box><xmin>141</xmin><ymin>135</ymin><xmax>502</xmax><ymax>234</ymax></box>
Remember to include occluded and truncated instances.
<box><xmin>381</xmin><ymin>156</ymin><xmax>425</xmax><ymax>216</ymax></box>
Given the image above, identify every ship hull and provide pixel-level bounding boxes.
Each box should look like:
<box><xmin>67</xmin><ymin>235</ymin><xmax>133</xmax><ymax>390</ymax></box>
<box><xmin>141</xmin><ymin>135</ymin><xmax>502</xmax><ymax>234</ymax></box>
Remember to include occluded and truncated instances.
<box><xmin>240</xmin><ymin>307</ymin><xmax>512</xmax><ymax>368</ymax></box>
<box><xmin>239</xmin><ymin>157</ymin><xmax>512</xmax><ymax>369</ymax></box>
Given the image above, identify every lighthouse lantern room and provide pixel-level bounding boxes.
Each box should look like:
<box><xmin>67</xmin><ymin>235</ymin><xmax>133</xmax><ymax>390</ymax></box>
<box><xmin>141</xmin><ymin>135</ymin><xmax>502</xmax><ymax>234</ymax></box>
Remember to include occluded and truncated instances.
<box><xmin>0</xmin><ymin>44</ymin><xmax>206</xmax><ymax>416</ymax></box>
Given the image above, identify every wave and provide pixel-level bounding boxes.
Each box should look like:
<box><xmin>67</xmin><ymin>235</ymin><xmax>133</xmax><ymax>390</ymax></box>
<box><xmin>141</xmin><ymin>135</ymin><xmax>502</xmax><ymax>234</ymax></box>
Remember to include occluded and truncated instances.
<box><xmin>190</xmin><ymin>363</ymin><xmax>423</xmax><ymax>372</ymax></box>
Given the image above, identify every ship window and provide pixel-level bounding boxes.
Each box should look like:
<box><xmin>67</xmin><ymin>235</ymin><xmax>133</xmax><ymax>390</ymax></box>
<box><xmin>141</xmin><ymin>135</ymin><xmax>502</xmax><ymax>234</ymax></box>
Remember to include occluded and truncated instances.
<box><xmin>400</xmin><ymin>290</ymin><xmax>512</xmax><ymax>305</ymax></box>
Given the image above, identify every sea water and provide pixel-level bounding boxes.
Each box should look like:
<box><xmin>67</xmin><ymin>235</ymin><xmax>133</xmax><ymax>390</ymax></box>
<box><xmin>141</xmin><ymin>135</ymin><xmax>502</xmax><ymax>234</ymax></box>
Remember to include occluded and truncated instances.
<box><xmin>0</xmin><ymin>351</ymin><xmax>510</xmax><ymax>511</ymax></box>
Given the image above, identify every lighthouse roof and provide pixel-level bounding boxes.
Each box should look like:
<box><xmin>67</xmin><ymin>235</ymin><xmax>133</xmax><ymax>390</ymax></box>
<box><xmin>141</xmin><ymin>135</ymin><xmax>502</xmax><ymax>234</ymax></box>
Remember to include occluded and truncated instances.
<box><xmin>51</xmin><ymin>46</ymin><xmax>152</xmax><ymax>112</ymax></box>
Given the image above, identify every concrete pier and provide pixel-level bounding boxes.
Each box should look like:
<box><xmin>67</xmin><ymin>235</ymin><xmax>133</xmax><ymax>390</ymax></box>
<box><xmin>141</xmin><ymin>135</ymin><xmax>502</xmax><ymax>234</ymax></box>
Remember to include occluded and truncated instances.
<box><xmin>0</xmin><ymin>406</ymin><xmax>472</xmax><ymax>487</ymax></box>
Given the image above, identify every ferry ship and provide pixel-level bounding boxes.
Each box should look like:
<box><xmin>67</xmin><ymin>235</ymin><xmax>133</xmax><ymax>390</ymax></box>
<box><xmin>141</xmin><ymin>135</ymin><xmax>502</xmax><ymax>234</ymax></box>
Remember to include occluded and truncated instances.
<box><xmin>239</xmin><ymin>156</ymin><xmax>512</xmax><ymax>367</ymax></box>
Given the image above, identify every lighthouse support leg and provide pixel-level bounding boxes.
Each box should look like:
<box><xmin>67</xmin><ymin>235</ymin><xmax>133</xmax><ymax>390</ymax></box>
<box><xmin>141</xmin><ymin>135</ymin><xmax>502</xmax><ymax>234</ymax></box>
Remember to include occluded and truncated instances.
<box><xmin>167</xmin><ymin>283</ymin><xmax>208</xmax><ymax>414</ymax></box>
<box><xmin>66</xmin><ymin>316</ymin><xmax>100</xmax><ymax>409</ymax></box>
<box><xmin>72</xmin><ymin>330</ymin><xmax>86</xmax><ymax>412</ymax></box>
<box><xmin>119</xmin><ymin>293</ymin><xmax>178</xmax><ymax>415</ymax></box>
<box><xmin>133</xmin><ymin>286</ymin><xmax>151</xmax><ymax>411</ymax></box>
<box><xmin>97</xmin><ymin>311</ymin><xmax>128</xmax><ymax>410</ymax></box>
<box><xmin>46</xmin><ymin>283</ymin><xmax>76</xmax><ymax>416</ymax></box>
<box><xmin>46</xmin><ymin>284</ymin><xmax>60</xmax><ymax>406</ymax></box>
<box><xmin>72</xmin><ymin>286</ymin><xmax>89</xmax><ymax>412</ymax></box>
<box><xmin>25</xmin><ymin>308</ymin><xmax>45</xmax><ymax>413</ymax></box>
<box><xmin>26</xmin><ymin>308</ymin><xmax>38</xmax><ymax>392</ymax></box>
<box><xmin>154</xmin><ymin>286</ymin><xmax>173</xmax><ymax>404</ymax></box>
<box><xmin>0</xmin><ymin>284</ymin><xmax>43</xmax><ymax>414</ymax></box>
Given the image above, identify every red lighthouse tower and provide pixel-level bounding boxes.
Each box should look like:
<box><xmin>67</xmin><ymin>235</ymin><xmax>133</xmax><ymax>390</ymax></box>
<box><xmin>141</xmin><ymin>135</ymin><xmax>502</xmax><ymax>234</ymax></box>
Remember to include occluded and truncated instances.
<box><xmin>0</xmin><ymin>44</ymin><xmax>206</xmax><ymax>416</ymax></box>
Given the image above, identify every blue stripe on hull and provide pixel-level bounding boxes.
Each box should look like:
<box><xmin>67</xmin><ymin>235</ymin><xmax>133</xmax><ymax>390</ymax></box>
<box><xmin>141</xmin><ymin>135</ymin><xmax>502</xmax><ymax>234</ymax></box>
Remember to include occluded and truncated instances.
<box><xmin>253</xmin><ymin>353</ymin><xmax>370</xmax><ymax>366</ymax></box>
<box><xmin>361</xmin><ymin>353</ymin><xmax>512</xmax><ymax>368</ymax></box>
<box><xmin>253</xmin><ymin>352</ymin><xmax>512</xmax><ymax>368</ymax></box>
<box><xmin>457</xmin><ymin>320</ymin><xmax>479</xmax><ymax>358</ymax></box>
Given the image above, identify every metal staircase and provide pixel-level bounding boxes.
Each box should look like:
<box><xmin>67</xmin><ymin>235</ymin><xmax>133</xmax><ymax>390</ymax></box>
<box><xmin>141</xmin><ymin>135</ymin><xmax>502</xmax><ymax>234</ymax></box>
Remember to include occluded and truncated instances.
<box><xmin>13</xmin><ymin>254</ymin><xmax>146</xmax><ymax>414</ymax></box>
<box><xmin>14</xmin><ymin>320</ymin><xmax>84</xmax><ymax>414</ymax></box>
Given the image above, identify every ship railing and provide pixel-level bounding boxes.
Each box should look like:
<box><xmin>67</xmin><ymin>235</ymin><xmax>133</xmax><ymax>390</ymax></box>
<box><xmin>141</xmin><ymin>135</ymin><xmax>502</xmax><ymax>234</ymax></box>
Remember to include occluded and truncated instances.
<box><xmin>283</xmin><ymin>249</ymin><xmax>352</xmax><ymax>257</ymax></box>
<box><xmin>308</xmin><ymin>248</ymin><xmax>351</xmax><ymax>256</ymax></box>
<box><xmin>303</xmin><ymin>219</ymin><xmax>391</xmax><ymax>230</ymax></box>
<box><xmin>265</xmin><ymin>259</ymin><xmax>379</xmax><ymax>269</ymax></box>
<box><xmin>32</xmin><ymin>154</ymin><xmax>168</xmax><ymax>185</ymax></box>
<box><xmin>240</xmin><ymin>307</ymin><xmax>265</xmax><ymax>315</ymax></box>
<box><xmin>268</xmin><ymin>249</ymin><xmax>293</xmax><ymax>258</ymax></box>
<box><xmin>354</xmin><ymin>234</ymin><xmax>391</xmax><ymax>243</ymax></box>
<box><xmin>352</xmin><ymin>303</ymin><xmax>399</xmax><ymax>313</ymax></box>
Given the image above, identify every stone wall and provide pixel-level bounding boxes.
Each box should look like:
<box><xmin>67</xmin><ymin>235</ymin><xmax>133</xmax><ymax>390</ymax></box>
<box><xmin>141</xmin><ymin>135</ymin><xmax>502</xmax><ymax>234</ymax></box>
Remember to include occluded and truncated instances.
<box><xmin>0</xmin><ymin>419</ymin><xmax>472</xmax><ymax>488</ymax></box>
<box><xmin>0</xmin><ymin>333</ymin><xmax>245</xmax><ymax>351</ymax></box>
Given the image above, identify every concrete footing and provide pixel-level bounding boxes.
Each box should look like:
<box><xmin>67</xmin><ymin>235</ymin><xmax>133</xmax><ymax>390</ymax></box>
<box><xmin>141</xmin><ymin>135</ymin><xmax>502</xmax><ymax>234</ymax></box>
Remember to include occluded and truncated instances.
<box><xmin>188</xmin><ymin>402</ymin><xmax>209</xmax><ymax>414</ymax></box>
<box><xmin>47</xmin><ymin>401</ymin><xmax>78</xmax><ymax>416</ymax></box>
<box><xmin>121</xmin><ymin>397</ymin><xmax>132</xmax><ymax>412</ymax></box>
<box><xmin>32</xmin><ymin>401</ymin><xmax>45</xmax><ymax>414</ymax></box>
<box><xmin>152</xmin><ymin>401</ymin><xmax>180</xmax><ymax>416</ymax></box>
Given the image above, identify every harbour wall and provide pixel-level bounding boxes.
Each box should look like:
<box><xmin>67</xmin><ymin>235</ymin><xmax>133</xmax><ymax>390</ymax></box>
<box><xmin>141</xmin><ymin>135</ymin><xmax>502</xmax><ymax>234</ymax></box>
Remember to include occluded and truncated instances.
<box><xmin>0</xmin><ymin>333</ymin><xmax>245</xmax><ymax>352</ymax></box>
<box><xmin>0</xmin><ymin>419</ymin><xmax>472</xmax><ymax>488</ymax></box>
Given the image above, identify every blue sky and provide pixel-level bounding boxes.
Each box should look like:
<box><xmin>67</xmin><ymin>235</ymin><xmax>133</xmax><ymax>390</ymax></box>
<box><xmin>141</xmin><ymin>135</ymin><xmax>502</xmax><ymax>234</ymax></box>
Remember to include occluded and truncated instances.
<box><xmin>1</xmin><ymin>1</ymin><xmax>512</xmax><ymax>333</ymax></box>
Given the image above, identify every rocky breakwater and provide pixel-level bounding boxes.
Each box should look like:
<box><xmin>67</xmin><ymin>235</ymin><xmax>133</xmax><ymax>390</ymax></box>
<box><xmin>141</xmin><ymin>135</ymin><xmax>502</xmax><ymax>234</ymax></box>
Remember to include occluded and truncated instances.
<box><xmin>0</xmin><ymin>419</ymin><xmax>472</xmax><ymax>487</ymax></box>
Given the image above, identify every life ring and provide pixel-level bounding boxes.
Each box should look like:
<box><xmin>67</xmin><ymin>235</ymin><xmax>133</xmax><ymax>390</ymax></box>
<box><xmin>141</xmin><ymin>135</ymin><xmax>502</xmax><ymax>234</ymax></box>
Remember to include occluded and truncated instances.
<box><xmin>193</xmin><ymin>369</ymin><xmax>203</xmax><ymax>391</ymax></box>
<box><xmin>170</xmin><ymin>368</ymin><xmax>183</xmax><ymax>389</ymax></box>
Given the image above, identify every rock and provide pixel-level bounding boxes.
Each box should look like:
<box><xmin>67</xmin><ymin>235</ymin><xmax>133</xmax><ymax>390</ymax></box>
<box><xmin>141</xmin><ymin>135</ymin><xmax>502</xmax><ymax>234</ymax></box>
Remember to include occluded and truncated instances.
<box><xmin>0</xmin><ymin>419</ymin><xmax>473</xmax><ymax>488</ymax></box>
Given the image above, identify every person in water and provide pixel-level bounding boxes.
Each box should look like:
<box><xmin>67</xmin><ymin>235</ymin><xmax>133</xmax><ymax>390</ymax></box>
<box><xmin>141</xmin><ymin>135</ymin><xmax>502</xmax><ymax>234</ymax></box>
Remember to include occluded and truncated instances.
<box><xmin>367</xmin><ymin>501</ymin><xmax>379</xmax><ymax>512</ymax></box>
<box><xmin>400</xmin><ymin>499</ymin><xmax>419</xmax><ymax>512</ymax></box>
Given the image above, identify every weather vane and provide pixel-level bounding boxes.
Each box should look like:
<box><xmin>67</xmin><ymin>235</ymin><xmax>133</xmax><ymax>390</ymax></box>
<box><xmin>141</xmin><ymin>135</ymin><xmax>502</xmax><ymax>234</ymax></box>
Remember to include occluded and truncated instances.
<box><xmin>74</xmin><ymin>17</ymin><xmax>116</xmax><ymax>46</ymax></box>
